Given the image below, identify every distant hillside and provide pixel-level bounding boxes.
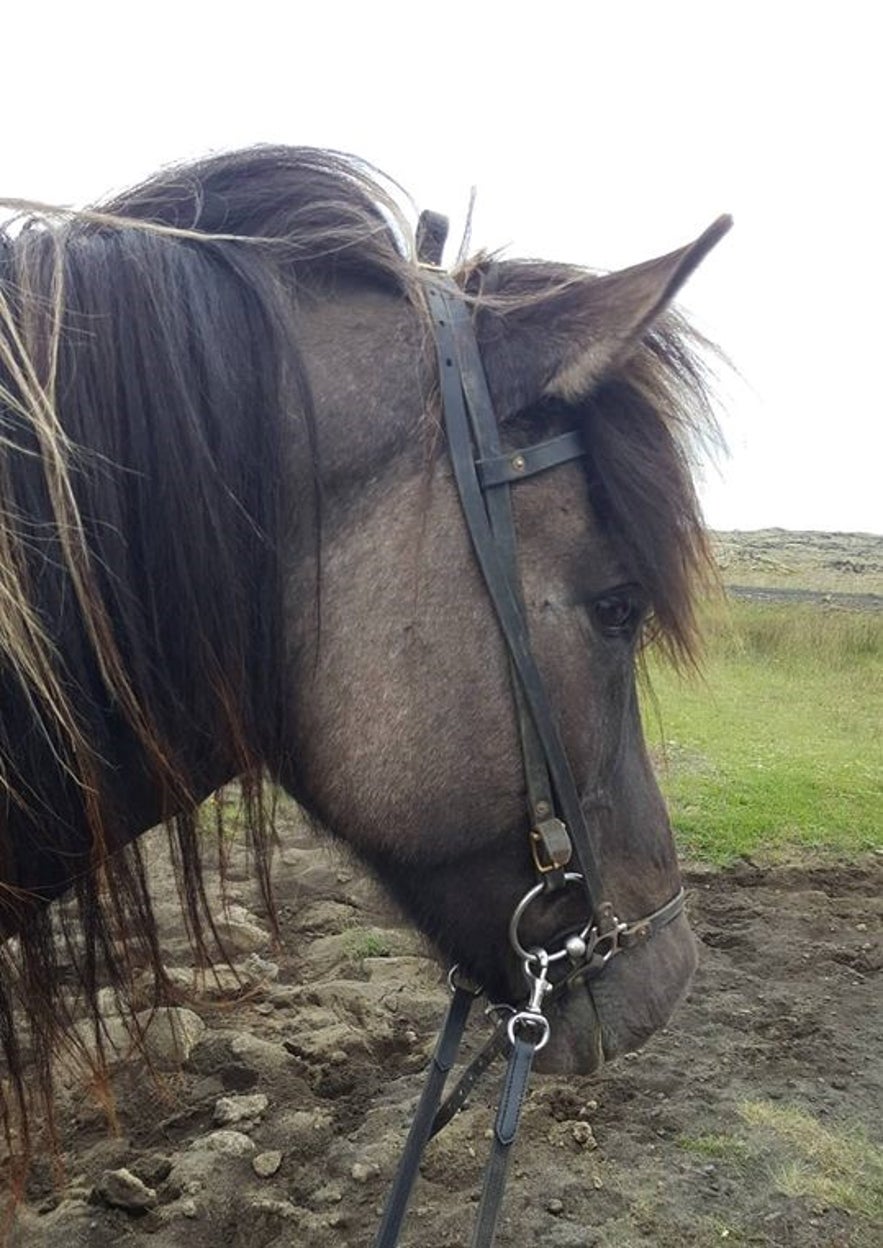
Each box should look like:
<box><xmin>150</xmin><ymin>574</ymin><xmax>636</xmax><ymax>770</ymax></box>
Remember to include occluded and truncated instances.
<box><xmin>712</xmin><ymin>529</ymin><xmax>883</xmax><ymax>597</ymax></box>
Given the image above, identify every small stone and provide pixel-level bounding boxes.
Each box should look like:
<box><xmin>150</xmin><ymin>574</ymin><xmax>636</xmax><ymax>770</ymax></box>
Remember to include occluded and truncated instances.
<box><xmin>96</xmin><ymin>987</ymin><xmax>122</xmax><ymax>1017</ymax></box>
<box><xmin>213</xmin><ymin>1093</ymin><xmax>269</xmax><ymax>1126</ymax></box>
<box><xmin>180</xmin><ymin>1199</ymin><xmax>199</xmax><ymax>1218</ymax></box>
<box><xmin>571</xmin><ymin>1121</ymin><xmax>597</xmax><ymax>1149</ymax></box>
<box><xmin>351</xmin><ymin>1162</ymin><xmax>376</xmax><ymax>1184</ymax></box>
<box><xmin>242</xmin><ymin>953</ymin><xmax>280</xmax><ymax>982</ymax></box>
<box><xmin>252</xmin><ymin>1150</ymin><xmax>283</xmax><ymax>1178</ymax></box>
<box><xmin>95</xmin><ymin>1167</ymin><xmax>157</xmax><ymax>1212</ymax></box>
<box><xmin>313</xmin><ymin>1183</ymin><xmax>344</xmax><ymax>1205</ymax></box>
<box><xmin>190</xmin><ymin>1130</ymin><xmax>255</xmax><ymax>1157</ymax></box>
<box><xmin>547</xmin><ymin>1198</ymin><xmax>564</xmax><ymax>1215</ymax></box>
<box><xmin>249</xmin><ymin>1198</ymin><xmax>298</xmax><ymax>1219</ymax></box>
<box><xmin>212</xmin><ymin>908</ymin><xmax>271</xmax><ymax>955</ymax></box>
<box><xmin>131</xmin><ymin>1154</ymin><xmax>173</xmax><ymax>1187</ymax></box>
<box><xmin>141</xmin><ymin>1007</ymin><xmax>206</xmax><ymax>1068</ymax></box>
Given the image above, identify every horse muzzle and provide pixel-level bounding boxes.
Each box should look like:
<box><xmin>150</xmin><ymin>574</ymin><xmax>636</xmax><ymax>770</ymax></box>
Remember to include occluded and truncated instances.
<box><xmin>535</xmin><ymin>908</ymin><xmax>698</xmax><ymax>1074</ymax></box>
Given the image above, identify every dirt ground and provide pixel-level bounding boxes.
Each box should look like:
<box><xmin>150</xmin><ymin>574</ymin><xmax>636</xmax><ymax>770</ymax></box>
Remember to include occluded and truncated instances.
<box><xmin>8</xmin><ymin>804</ymin><xmax>882</xmax><ymax>1248</ymax></box>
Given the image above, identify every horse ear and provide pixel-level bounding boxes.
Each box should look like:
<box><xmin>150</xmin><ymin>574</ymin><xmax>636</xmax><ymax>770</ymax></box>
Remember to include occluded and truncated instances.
<box><xmin>479</xmin><ymin>215</ymin><xmax>732</xmax><ymax>413</ymax></box>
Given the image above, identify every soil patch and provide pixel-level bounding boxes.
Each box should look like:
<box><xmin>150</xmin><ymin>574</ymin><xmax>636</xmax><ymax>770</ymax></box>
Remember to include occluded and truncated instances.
<box><xmin>7</xmin><ymin>811</ymin><xmax>882</xmax><ymax>1247</ymax></box>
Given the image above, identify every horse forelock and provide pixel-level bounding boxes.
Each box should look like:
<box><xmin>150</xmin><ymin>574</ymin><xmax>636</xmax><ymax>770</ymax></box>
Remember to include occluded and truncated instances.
<box><xmin>584</xmin><ymin>316</ymin><xmax>721</xmax><ymax>668</ymax></box>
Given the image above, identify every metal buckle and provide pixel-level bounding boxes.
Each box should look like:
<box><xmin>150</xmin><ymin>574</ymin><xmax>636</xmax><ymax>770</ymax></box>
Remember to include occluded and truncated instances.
<box><xmin>447</xmin><ymin>964</ymin><xmax>484</xmax><ymax>997</ymax></box>
<box><xmin>529</xmin><ymin>817</ymin><xmax>573</xmax><ymax>875</ymax></box>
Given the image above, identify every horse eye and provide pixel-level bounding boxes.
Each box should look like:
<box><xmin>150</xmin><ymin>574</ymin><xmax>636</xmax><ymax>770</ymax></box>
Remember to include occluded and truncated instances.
<box><xmin>592</xmin><ymin>590</ymin><xmax>641</xmax><ymax>637</ymax></box>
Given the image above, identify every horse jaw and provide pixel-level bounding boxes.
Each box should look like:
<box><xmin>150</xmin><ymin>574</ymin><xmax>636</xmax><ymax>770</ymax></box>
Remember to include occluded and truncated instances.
<box><xmin>535</xmin><ymin>911</ymin><xmax>698</xmax><ymax>1074</ymax></box>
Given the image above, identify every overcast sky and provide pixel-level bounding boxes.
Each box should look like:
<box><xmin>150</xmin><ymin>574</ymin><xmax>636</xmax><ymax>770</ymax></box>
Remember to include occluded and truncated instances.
<box><xmin>4</xmin><ymin>1</ymin><xmax>879</xmax><ymax>534</ymax></box>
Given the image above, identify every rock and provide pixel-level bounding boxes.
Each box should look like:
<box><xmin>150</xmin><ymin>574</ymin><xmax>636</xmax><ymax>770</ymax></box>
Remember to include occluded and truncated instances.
<box><xmin>362</xmin><ymin>955</ymin><xmax>442</xmax><ymax>988</ymax></box>
<box><xmin>94</xmin><ymin>1167</ymin><xmax>157</xmax><ymax>1212</ymax></box>
<box><xmin>283</xmin><ymin>1018</ymin><xmax>371</xmax><ymax>1063</ymax></box>
<box><xmin>95</xmin><ymin>987</ymin><xmax>123</xmax><ymax>1017</ymax></box>
<box><xmin>248</xmin><ymin>1198</ymin><xmax>300</xmax><ymax>1220</ymax></box>
<box><xmin>252</xmin><ymin>1150</ymin><xmax>283</xmax><ymax>1178</ymax></box>
<box><xmin>189</xmin><ymin>1129</ymin><xmax>255</xmax><ymax>1157</ymax></box>
<box><xmin>571</xmin><ymin>1121</ymin><xmax>597</xmax><ymax>1149</ymax></box>
<box><xmin>296</xmin><ymin>898</ymin><xmax>359</xmax><ymax>932</ymax></box>
<box><xmin>70</xmin><ymin>1006</ymin><xmax>205</xmax><ymax>1071</ymax></box>
<box><xmin>212</xmin><ymin>905</ymin><xmax>272</xmax><ymax>955</ymax></box>
<box><xmin>273</xmin><ymin>1107</ymin><xmax>334</xmax><ymax>1148</ymax></box>
<box><xmin>351</xmin><ymin>1161</ymin><xmax>379</xmax><ymax>1183</ymax></box>
<box><xmin>547</xmin><ymin>1197</ymin><xmax>564</xmax><ymax>1215</ymax></box>
<box><xmin>228</xmin><ymin>1031</ymin><xmax>291</xmax><ymax>1078</ymax></box>
<box><xmin>312</xmin><ymin>1182</ymin><xmax>344</xmax><ymax>1205</ymax></box>
<box><xmin>241</xmin><ymin>952</ymin><xmax>280</xmax><ymax>982</ymax></box>
<box><xmin>141</xmin><ymin>1007</ymin><xmax>206</xmax><ymax>1067</ymax></box>
<box><xmin>213</xmin><ymin>1093</ymin><xmax>269</xmax><ymax>1126</ymax></box>
<box><xmin>130</xmin><ymin>1153</ymin><xmax>173</xmax><ymax>1186</ymax></box>
<box><xmin>301</xmin><ymin>927</ymin><xmax>424</xmax><ymax>977</ymax></box>
<box><xmin>161</xmin><ymin>965</ymin><xmax>244</xmax><ymax>1000</ymax></box>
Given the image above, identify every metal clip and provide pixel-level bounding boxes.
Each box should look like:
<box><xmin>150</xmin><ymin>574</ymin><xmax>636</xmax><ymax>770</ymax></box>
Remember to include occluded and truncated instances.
<box><xmin>506</xmin><ymin>948</ymin><xmax>552</xmax><ymax>1052</ymax></box>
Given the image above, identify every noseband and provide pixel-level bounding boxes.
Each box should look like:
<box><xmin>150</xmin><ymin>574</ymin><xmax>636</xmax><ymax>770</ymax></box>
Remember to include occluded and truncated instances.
<box><xmin>374</xmin><ymin>231</ymin><xmax>686</xmax><ymax>1247</ymax></box>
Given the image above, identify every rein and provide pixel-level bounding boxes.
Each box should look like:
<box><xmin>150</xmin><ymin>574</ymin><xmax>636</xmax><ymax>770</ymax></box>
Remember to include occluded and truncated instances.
<box><xmin>373</xmin><ymin>227</ymin><xmax>686</xmax><ymax>1247</ymax></box>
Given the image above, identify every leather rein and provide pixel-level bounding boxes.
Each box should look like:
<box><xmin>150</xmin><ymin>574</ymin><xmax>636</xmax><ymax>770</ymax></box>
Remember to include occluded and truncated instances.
<box><xmin>373</xmin><ymin>226</ymin><xmax>686</xmax><ymax>1247</ymax></box>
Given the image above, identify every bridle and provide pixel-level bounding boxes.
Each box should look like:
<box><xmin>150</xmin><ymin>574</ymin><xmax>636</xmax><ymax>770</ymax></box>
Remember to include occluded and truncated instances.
<box><xmin>373</xmin><ymin>219</ymin><xmax>686</xmax><ymax>1247</ymax></box>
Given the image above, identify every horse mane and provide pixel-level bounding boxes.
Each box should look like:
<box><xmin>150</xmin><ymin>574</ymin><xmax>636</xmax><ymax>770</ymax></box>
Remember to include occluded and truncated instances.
<box><xmin>0</xmin><ymin>146</ymin><xmax>717</xmax><ymax>1172</ymax></box>
<box><xmin>0</xmin><ymin>148</ymin><xmax>418</xmax><ymax>1167</ymax></box>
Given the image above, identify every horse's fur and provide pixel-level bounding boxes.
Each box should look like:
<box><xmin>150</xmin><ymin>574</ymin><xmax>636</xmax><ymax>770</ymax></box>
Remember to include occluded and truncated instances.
<box><xmin>0</xmin><ymin>147</ymin><xmax>725</xmax><ymax>1167</ymax></box>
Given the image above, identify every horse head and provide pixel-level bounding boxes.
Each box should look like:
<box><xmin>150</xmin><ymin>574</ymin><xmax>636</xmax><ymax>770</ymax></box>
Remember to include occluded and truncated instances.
<box><xmin>0</xmin><ymin>150</ymin><xmax>728</xmax><ymax>1148</ymax></box>
<box><xmin>265</xmin><ymin>167</ymin><xmax>729</xmax><ymax>1073</ymax></box>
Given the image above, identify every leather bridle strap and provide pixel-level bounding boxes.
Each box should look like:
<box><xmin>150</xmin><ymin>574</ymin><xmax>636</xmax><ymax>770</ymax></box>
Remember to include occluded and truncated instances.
<box><xmin>470</xmin><ymin>1034</ymin><xmax>536</xmax><ymax>1247</ymax></box>
<box><xmin>477</xmin><ymin>429</ymin><xmax>586</xmax><ymax>488</ymax></box>
<box><xmin>435</xmin><ymin>282</ymin><xmax>558</xmax><ymax>844</ymax></box>
<box><xmin>373</xmin><ymin>982</ymin><xmax>477</xmax><ymax>1248</ymax></box>
<box><xmin>422</xmin><ymin>278</ymin><xmax>606</xmax><ymax>917</ymax></box>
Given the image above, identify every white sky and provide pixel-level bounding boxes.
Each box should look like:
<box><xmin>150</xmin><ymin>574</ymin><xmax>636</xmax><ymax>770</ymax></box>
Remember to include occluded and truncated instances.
<box><xmin>4</xmin><ymin>1</ymin><xmax>880</xmax><ymax>534</ymax></box>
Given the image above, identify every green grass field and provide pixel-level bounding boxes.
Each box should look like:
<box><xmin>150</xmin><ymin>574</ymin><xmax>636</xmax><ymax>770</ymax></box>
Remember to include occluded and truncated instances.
<box><xmin>644</xmin><ymin>598</ymin><xmax>882</xmax><ymax>863</ymax></box>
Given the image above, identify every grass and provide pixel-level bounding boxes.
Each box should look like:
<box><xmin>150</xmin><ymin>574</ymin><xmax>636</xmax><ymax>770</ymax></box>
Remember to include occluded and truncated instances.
<box><xmin>342</xmin><ymin>928</ymin><xmax>393</xmax><ymax>960</ymax></box>
<box><xmin>678</xmin><ymin>1103</ymin><xmax>883</xmax><ymax>1243</ymax></box>
<box><xmin>739</xmin><ymin>1100</ymin><xmax>883</xmax><ymax>1223</ymax></box>
<box><xmin>677</xmin><ymin>1132</ymin><xmax>752</xmax><ymax>1167</ymax></box>
<box><xmin>644</xmin><ymin>599</ymin><xmax>882</xmax><ymax>863</ymax></box>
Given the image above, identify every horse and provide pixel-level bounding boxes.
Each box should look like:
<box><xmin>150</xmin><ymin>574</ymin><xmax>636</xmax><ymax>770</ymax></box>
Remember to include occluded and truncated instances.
<box><xmin>0</xmin><ymin>147</ymin><xmax>728</xmax><ymax>1179</ymax></box>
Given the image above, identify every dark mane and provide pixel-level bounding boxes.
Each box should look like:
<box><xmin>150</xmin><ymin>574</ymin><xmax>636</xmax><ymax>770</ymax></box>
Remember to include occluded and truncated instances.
<box><xmin>98</xmin><ymin>145</ymin><xmax>414</xmax><ymax>289</ymax></box>
<box><xmin>0</xmin><ymin>146</ymin><xmax>421</xmax><ymax>1159</ymax></box>
<box><xmin>0</xmin><ymin>146</ymin><xmax>718</xmax><ymax>1170</ymax></box>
